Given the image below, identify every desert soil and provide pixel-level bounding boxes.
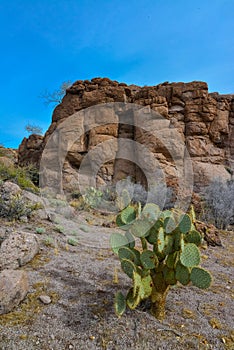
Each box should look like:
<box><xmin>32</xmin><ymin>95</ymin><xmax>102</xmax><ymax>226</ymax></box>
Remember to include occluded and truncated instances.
<box><xmin>0</xmin><ymin>210</ymin><xmax>233</xmax><ymax>350</ymax></box>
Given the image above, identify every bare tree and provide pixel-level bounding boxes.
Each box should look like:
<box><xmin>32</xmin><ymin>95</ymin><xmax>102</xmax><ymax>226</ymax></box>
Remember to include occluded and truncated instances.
<box><xmin>25</xmin><ymin>124</ymin><xmax>43</xmax><ymax>135</ymax></box>
<box><xmin>39</xmin><ymin>80</ymin><xmax>72</xmax><ymax>106</ymax></box>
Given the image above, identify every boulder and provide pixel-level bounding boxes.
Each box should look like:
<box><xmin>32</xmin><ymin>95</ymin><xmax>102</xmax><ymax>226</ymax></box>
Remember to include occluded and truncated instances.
<box><xmin>0</xmin><ymin>232</ymin><xmax>39</xmax><ymax>270</ymax></box>
<box><xmin>0</xmin><ymin>181</ymin><xmax>21</xmax><ymax>199</ymax></box>
<box><xmin>0</xmin><ymin>269</ymin><xmax>29</xmax><ymax>314</ymax></box>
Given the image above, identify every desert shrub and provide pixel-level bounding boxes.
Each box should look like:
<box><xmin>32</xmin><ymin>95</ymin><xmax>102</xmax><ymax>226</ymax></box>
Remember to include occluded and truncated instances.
<box><xmin>54</xmin><ymin>225</ymin><xmax>65</xmax><ymax>233</ymax></box>
<box><xmin>114</xmin><ymin>177</ymin><xmax>173</xmax><ymax>209</ymax></box>
<box><xmin>25</xmin><ymin>165</ymin><xmax>39</xmax><ymax>186</ymax></box>
<box><xmin>76</xmin><ymin>178</ymin><xmax>173</xmax><ymax>212</ymax></box>
<box><xmin>43</xmin><ymin>236</ymin><xmax>54</xmax><ymax>247</ymax></box>
<box><xmin>83</xmin><ymin>187</ymin><xmax>104</xmax><ymax>208</ymax></box>
<box><xmin>0</xmin><ymin>163</ymin><xmax>39</xmax><ymax>192</ymax></box>
<box><xmin>35</xmin><ymin>227</ymin><xmax>46</xmax><ymax>234</ymax></box>
<box><xmin>0</xmin><ymin>194</ymin><xmax>35</xmax><ymax>220</ymax></box>
<box><xmin>49</xmin><ymin>198</ymin><xmax>67</xmax><ymax>207</ymax></box>
<box><xmin>67</xmin><ymin>238</ymin><xmax>79</xmax><ymax>246</ymax></box>
<box><xmin>200</xmin><ymin>178</ymin><xmax>234</xmax><ymax>229</ymax></box>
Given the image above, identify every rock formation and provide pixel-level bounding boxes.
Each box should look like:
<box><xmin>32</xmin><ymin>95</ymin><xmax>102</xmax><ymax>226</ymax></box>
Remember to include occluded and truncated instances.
<box><xmin>18</xmin><ymin>78</ymin><xmax>234</xmax><ymax>194</ymax></box>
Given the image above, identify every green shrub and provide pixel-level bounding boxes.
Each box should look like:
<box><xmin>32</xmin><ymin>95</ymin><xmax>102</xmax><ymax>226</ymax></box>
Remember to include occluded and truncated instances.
<box><xmin>111</xmin><ymin>204</ymin><xmax>212</xmax><ymax>320</ymax></box>
<box><xmin>35</xmin><ymin>227</ymin><xmax>46</xmax><ymax>234</ymax></box>
<box><xmin>25</xmin><ymin>165</ymin><xmax>39</xmax><ymax>186</ymax></box>
<box><xmin>43</xmin><ymin>236</ymin><xmax>54</xmax><ymax>247</ymax></box>
<box><xmin>54</xmin><ymin>225</ymin><xmax>65</xmax><ymax>234</ymax></box>
<box><xmin>0</xmin><ymin>194</ymin><xmax>35</xmax><ymax>220</ymax></box>
<box><xmin>0</xmin><ymin>163</ymin><xmax>39</xmax><ymax>192</ymax></box>
<box><xmin>67</xmin><ymin>238</ymin><xmax>79</xmax><ymax>246</ymax></box>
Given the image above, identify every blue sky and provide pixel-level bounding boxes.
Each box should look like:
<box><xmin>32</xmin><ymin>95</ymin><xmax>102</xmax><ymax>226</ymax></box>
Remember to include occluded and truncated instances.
<box><xmin>0</xmin><ymin>0</ymin><xmax>233</xmax><ymax>148</ymax></box>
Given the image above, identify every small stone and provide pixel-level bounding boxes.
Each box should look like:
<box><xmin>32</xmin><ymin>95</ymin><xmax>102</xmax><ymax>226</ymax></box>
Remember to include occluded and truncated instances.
<box><xmin>38</xmin><ymin>295</ymin><xmax>51</xmax><ymax>304</ymax></box>
<box><xmin>19</xmin><ymin>216</ymin><xmax>28</xmax><ymax>223</ymax></box>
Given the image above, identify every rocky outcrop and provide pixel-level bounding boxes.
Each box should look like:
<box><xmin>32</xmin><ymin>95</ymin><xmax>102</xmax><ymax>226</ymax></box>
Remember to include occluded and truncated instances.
<box><xmin>18</xmin><ymin>78</ymin><xmax>234</xmax><ymax>192</ymax></box>
<box><xmin>18</xmin><ymin>134</ymin><xmax>43</xmax><ymax>166</ymax></box>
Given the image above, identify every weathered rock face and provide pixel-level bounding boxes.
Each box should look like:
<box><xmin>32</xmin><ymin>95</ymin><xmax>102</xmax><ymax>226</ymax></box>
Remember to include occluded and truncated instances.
<box><xmin>18</xmin><ymin>78</ymin><xmax>234</xmax><ymax>192</ymax></box>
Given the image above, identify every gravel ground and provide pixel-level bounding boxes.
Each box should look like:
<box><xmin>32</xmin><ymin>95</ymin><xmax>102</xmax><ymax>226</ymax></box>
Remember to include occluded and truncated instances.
<box><xmin>0</xmin><ymin>211</ymin><xmax>233</xmax><ymax>350</ymax></box>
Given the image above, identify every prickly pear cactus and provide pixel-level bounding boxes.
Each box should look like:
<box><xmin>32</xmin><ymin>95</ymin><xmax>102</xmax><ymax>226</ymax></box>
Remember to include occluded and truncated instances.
<box><xmin>116</xmin><ymin>189</ymin><xmax>131</xmax><ymax>211</ymax></box>
<box><xmin>110</xmin><ymin>203</ymin><xmax>212</xmax><ymax>320</ymax></box>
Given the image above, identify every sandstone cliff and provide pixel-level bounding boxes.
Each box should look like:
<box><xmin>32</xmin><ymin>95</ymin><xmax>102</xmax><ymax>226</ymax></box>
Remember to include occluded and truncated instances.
<box><xmin>18</xmin><ymin>78</ymin><xmax>234</xmax><ymax>193</ymax></box>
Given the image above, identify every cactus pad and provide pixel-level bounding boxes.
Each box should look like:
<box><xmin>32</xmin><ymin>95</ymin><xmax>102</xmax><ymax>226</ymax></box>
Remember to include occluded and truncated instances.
<box><xmin>189</xmin><ymin>205</ymin><xmax>196</xmax><ymax>223</ymax></box>
<box><xmin>116</xmin><ymin>214</ymin><xmax>131</xmax><ymax>231</ymax></box>
<box><xmin>133</xmin><ymin>271</ymin><xmax>144</xmax><ymax>298</ymax></box>
<box><xmin>140</xmin><ymin>250</ymin><xmax>158</xmax><ymax>269</ymax></box>
<box><xmin>179</xmin><ymin>214</ymin><xmax>192</xmax><ymax>233</ymax></box>
<box><xmin>146</xmin><ymin>228</ymin><xmax>158</xmax><ymax>244</ymax></box>
<box><xmin>174</xmin><ymin>231</ymin><xmax>183</xmax><ymax>251</ymax></box>
<box><xmin>130</xmin><ymin>219</ymin><xmax>152</xmax><ymax>238</ymax></box>
<box><xmin>110</xmin><ymin>232</ymin><xmax>129</xmax><ymax>254</ymax></box>
<box><xmin>180</xmin><ymin>236</ymin><xmax>185</xmax><ymax>251</ymax></box>
<box><xmin>124</xmin><ymin>231</ymin><xmax>135</xmax><ymax>248</ymax></box>
<box><xmin>116</xmin><ymin>213</ymin><xmax>124</xmax><ymax>228</ymax></box>
<box><xmin>142</xmin><ymin>203</ymin><xmax>161</xmax><ymax>222</ymax></box>
<box><xmin>175</xmin><ymin>261</ymin><xmax>190</xmax><ymax>285</ymax></box>
<box><xmin>118</xmin><ymin>246</ymin><xmax>137</xmax><ymax>263</ymax></box>
<box><xmin>190</xmin><ymin>267</ymin><xmax>212</xmax><ymax>289</ymax></box>
<box><xmin>141</xmin><ymin>275</ymin><xmax>153</xmax><ymax>298</ymax></box>
<box><xmin>146</xmin><ymin>220</ymin><xmax>163</xmax><ymax>244</ymax></box>
<box><xmin>180</xmin><ymin>243</ymin><xmax>201</xmax><ymax>267</ymax></box>
<box><xmin>160</xmin><ymin>210</ymin><xmax>172</xmax><ymax>219</ymax></box>
<box><xmin>185</xmin><ymin>230</ymin><xmax>202</xmax><ymax>246</ymax></box>
<box><xmin>114</xmin><ymin>291</ymin><xmax>126</xmax><ymax>317</ymax></box>
<box><xmin>126</xmin><ymin>287</ymin><xmax>141</xmax><ymax>309</ymax></box>
<box><xmin>164</xmin><ymin>216</ymin><xmax>176</xmax><ymax>234</ymax></box>
<box><xmin>156</xmin><ymin>227</ymin><xmax>165</xmax><ymax>253</ymax></box>
<box><xmin>118</xmin><ymin>189</ymin><xmax>131</xmax><ymax>210</ymax></box>
<box><xmin>163</xmin><ymin>235</ymin><xmax>175</xmax><ymax>255</ymax></box>
<box><xmin>131</xmin><ymin>248</ymin><xmax>141</xmax><ymax>265</ymax></box>
<box><xmin>120</xmin><ymin>206</ymin><xmax>136</xmax><ymax>224</ymax></box>
<box><xmin>121</xmin><ymin>259</ymin><xmax>137</xmax><ymax>278</ymax></box>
